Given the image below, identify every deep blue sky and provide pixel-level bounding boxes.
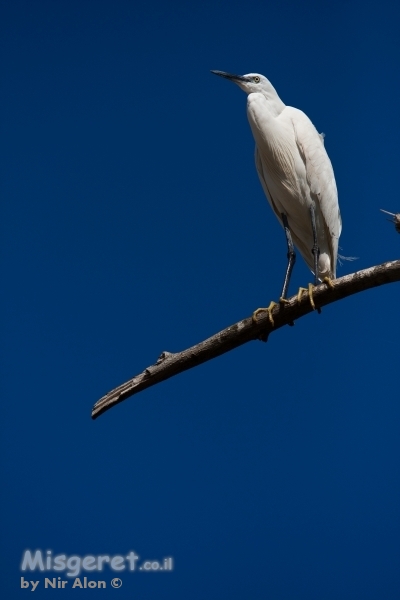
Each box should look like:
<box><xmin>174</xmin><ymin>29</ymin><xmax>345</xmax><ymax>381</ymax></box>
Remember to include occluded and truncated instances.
<box><xmin>1</xmin><ymin>0</ymin><xmax>399</xmax><ymax>598</ymax></box>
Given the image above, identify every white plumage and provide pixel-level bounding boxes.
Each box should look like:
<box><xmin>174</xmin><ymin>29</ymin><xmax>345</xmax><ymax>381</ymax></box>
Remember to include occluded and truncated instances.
<box><xmin>212</xmin><ymin>70</ymin><xmax>341</xmax><ymax>285</ymax></box>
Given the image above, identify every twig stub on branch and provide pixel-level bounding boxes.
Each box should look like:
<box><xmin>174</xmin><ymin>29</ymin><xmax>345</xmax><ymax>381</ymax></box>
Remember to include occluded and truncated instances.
<box><xmin>381</xmin><ymin>209</ymin><xmax>400</xmax><ymax>234</ymax></box>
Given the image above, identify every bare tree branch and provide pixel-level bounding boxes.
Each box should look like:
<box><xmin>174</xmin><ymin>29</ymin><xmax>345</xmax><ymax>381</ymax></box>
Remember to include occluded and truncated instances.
<box><xmin>381</xmin><ymin>209</ymin><xmax>400</xmax><ymax>234</ymax></box>
<box><xmin>92</xmin><ymin>260</ymin><xmax>400</xmax><ymax>419</ymax></box>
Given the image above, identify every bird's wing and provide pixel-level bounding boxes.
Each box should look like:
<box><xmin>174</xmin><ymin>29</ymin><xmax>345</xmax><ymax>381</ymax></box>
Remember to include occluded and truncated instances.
<box><xmin>254</xmin><ymin>145</ymin><xmax>283</xmax><ymax>222</ymax></box>
<box><xmin>285</xmin><ymin>107</ymin><xmax>341</xmax><ymax>274</ymax></box>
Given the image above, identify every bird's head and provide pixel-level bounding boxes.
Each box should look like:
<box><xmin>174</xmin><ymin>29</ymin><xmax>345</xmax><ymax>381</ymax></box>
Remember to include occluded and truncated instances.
<box><xmin>211</xmin><ymin>70</ymin><xmax>285</xmax><ymax>115</ymax></box>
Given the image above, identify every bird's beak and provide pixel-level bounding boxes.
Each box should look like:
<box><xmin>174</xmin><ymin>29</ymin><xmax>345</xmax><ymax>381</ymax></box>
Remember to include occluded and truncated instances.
<box><xmin>210</xmin><ymin>70</ymin><xmax>247</xmax><ymax>83</ymax></box>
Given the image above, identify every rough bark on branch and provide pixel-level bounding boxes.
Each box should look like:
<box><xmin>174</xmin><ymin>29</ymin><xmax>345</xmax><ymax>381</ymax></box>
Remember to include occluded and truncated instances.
<box><xmin>92</xmin><ymin>260</ymin><xmax>400</xmax><ymax>419</ymax></box>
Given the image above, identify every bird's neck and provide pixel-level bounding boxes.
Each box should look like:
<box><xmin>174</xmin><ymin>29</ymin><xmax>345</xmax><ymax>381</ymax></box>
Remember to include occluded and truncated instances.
<box><xmin>261</xmin><ymin>92</ymin><xmax>285</xmax><ymax>117</ymax></box>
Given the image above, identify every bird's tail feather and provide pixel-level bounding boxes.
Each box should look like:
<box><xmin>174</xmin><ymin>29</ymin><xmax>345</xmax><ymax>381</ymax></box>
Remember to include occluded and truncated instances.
<box><xmin>337</xmin><ymin>253</ymin><xmax>358</xmax><ymax>267</ymax></box>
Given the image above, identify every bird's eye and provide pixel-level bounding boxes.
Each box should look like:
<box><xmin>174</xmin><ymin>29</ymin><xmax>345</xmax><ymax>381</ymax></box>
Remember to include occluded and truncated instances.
<box><xmin>254</xmin><ymin>76</ymin><xmax>260</xmax><ymax>83</ymax></box>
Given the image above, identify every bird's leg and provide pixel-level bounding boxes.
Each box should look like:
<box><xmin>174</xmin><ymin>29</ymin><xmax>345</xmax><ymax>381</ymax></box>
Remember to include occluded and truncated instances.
<box><xmin>297</xmin><ymin>210</ymin><xmax>335</xmax><ymax>309</ymax></box>
<box><xmin>309</xmin><ymin>203</ymin><xmax>321</xmax><ymax>314</ymax></box>
<box><xmin>279</xmin><ymin>213</ymin><xmax>296</xmax><ymax>303</ymax></box>
<box><xmin>310</xmin><ymin>203</ymin><xmax>319</xmax><ymax>285</ymax></box>
<box><xmin>278</xmin><ymin>213</ymin><xmax>296</xmax><ymax>326</ymax></box>
<box><xmin>252</xmin><ymin>214</ymin><xmax>296</xmax><ymax>330</ymax></box>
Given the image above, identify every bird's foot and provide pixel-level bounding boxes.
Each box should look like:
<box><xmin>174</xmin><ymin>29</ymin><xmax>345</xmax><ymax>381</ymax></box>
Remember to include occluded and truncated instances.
<box><xmin>252</xmin><ymin>301</ymin><xmax>278</xmax><ymax>327</ymax></box>
<box><xmin>279</xmin><ymin>297</ymin><xmax>295</xmax><ymax>326</ymax></box>
<box><xmin>323</xmin><ymin>276</ymin><xmax>334</xmax><ymax>289</ymax></box>
<box><xmin>297</xmin><ymin>283</ymin><xmax>317</xmax><ymax>311</ymax></box>
<box><xmin>297</xmin><ymin>286</ymin><xmax>308</xmax><ymax>303</ymax></box>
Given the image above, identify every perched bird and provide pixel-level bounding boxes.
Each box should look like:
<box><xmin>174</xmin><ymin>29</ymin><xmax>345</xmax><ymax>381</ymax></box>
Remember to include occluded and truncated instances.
<box><xmin>211</xmin><ymin>70</ymin><xmax>341</xmax><ymax>321</ymax></box>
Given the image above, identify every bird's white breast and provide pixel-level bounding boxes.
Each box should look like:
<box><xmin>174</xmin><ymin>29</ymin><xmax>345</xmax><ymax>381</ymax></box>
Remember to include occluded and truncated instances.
<box><xmin>246</xmin><ymin>94</ymin><xmax>340</xmax><ymax>277</ymax></box>
<box><xmin>247</xmin><ymin>93</ymin><xmax>310</xmax><ymax>211</ymax></box>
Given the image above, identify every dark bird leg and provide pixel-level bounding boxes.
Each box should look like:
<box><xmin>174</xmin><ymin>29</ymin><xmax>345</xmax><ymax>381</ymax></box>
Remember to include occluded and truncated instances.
<box><xmin>252</xmin><ymin>213</ymin><xmax>296</xmax><ymax>329</ymax></box>
<box><xmin>310</xmin><ymin>203</ymin><xmax>321</xmax><ymax>313</ymax></box>
<box><xmin>278</xmin><ymin>213</ymin><xmax>296</xmax><ymax>326</ymax></box>
<box><xmin>280</xmin><ymin>213</ymin><xmax>296</xmax><ymax>301</ymax></box>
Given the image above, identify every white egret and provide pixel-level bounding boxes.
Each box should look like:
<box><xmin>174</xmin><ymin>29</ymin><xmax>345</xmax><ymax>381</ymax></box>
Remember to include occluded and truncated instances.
<box><xmin>211</xmin><ymin>70</ymin><xmax>341</xmax><ymax>322</ymax></box>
